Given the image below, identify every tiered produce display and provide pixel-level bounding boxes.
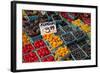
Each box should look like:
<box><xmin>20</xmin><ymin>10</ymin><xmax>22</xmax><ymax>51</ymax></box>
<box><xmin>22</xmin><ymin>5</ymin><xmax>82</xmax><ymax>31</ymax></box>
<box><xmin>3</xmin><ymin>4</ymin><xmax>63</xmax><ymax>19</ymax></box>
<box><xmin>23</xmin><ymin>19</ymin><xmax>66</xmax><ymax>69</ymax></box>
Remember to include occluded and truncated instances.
<box><xmin>22</xmin><ymin>10</ymin><xmax>91</xmax><ymax>63</ymax></box>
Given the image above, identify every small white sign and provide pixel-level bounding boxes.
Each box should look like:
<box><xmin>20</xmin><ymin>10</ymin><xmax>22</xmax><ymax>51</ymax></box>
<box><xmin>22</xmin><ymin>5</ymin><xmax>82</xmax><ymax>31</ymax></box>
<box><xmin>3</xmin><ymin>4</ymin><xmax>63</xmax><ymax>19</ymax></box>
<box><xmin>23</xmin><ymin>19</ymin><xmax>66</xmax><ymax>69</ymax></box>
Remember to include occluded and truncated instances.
<box><xmin>39</xmin><ymin>22</ymin><xmax>57</xmax><ymax>35</ymax></box>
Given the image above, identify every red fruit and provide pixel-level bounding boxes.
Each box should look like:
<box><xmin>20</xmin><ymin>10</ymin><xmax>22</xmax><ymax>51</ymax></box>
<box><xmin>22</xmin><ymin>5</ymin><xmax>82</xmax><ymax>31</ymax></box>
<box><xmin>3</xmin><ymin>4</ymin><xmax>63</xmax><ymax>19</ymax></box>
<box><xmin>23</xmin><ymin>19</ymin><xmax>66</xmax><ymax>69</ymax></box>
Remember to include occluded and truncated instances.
<box><xmin>29</xmin><ymin>52</ymin><xmax>35</xmax><ymax>57</ymax></box>
<box><xmin>47</xmin><ymin>56</ymin><xmax>54</xmax><ymax>61</ymax></box>
<box><xmin>23</xmin><ymin>55</ymin><xmax>30</xmax><ymax>62</ymax></box>
<box><xmin>23</xmin><ymin>51</ymin><xmax>39</xmax><ymax>63</ymax></box>
<box><xmin>34</xmin><ymin>40</ymin><xmax>46</xmax><ymax>48</ymax></box>
<box><xmin>39</xmin><ymin>42</ymin><xmax>43</xmax><ymax>46</ymax></box>
<box><xmin>23</xmin><ymin>47</ymin><xmax>27</xmax><ymax>54</ymax></box>
<box><xmin>23</xmin><ymin>44</ymin><xmax>34</xmax><ymax>54</ymax></box>
<box><xmin>42</xmin><ymin>58</ymin><xmax>47</xmax><ymax>62</ymax></box>
<box><xmin>45</xmin><ymin>50</ymin><xmax>50</xmax><ymax>55</ymax></box>
<box><xmin>42</xmin><ymin>56</ymin><xmax>54</xmax><ymax>62</ymax></box>
<box><xmin>37</xmin><ymin>47</ymin><xmax>50</xmax><ymax>58</ymax></box>
<box><xmin>34</xmin><ymin>42</ymin><xmax>39</xmax><ymax>48</ymax></box>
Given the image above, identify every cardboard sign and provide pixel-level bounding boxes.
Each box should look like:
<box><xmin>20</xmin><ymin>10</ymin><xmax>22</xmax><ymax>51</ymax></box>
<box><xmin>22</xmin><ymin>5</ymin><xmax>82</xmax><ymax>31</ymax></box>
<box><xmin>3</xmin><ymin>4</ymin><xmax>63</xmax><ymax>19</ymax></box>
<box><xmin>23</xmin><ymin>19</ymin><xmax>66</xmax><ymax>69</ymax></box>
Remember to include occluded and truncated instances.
<box><xmin>39</xmin><ymin>22</ymin><xmax>57</xmax><ymax>35</ymax></box>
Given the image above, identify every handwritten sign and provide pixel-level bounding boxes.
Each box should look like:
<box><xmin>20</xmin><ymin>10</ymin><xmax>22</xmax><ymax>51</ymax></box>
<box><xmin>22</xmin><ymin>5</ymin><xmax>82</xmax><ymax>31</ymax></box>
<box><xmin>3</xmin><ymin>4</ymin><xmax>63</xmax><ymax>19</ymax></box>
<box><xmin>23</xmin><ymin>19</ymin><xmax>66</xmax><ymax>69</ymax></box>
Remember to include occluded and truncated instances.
<box><xmin>39</xmin><ymin>22</ymin><xmax>57</xmax><ymax>35</ymax></box>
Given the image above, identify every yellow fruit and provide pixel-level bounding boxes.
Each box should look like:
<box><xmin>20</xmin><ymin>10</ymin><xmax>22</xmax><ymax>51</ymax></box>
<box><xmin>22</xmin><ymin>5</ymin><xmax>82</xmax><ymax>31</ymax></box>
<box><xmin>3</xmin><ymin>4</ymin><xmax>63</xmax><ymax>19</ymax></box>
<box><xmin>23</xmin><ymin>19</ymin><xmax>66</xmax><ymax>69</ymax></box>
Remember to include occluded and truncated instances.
<box><xmin>55</xmin><ymin>46</ymin><xmax>70</xmax><ymax>57</ymax></box>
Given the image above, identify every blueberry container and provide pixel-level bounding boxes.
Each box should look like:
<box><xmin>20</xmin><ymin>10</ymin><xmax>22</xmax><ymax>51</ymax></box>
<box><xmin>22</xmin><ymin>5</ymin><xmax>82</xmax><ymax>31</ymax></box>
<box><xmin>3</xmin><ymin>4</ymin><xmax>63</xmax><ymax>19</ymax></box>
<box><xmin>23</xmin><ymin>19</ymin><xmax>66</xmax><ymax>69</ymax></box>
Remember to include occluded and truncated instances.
<box><xmin>61</xmin><ymin>25</ymin><xmax>73</xmax><ymax>33</ymax></box>
<box><xmin>67</xmin><ymin>43</ymin><xmax>79</xmax><ymax>52</ymax></box>
<box><xmin>54</xmin><ymin>27</ymin><xmax>65</xmax><ymax>36</ymax></box>
<box><xmin>71</xmin><ymin>49</ymin><xmax>87</xmax><ymax>60</ymax></box>
<box><xmin>61</xmin><ymin>32</ymin><xmax>76</xmax><ymax>45</ymax></box>
<box><xmin>77</xmin><ymin>39</ymin><xmax>87</xmax><ymax>47</ymax></box>
<box><xmin>82</xmin><ymin>44</ymin><xmax>91</xmax><ymax>57</ymax></box>
<box><xmin>72</xmin><ymin>29</ymin><xmax>86</xmax><ymax>41</ymax></box>
<box><xmin>52</xmin><ymin>15</ymin><xmax>62</xmax><ymax>24</ymax></box>
<box><xmin>59</xmin><ymin>21</ymin><xmax>69</xmax><ymax>27</ymax></box>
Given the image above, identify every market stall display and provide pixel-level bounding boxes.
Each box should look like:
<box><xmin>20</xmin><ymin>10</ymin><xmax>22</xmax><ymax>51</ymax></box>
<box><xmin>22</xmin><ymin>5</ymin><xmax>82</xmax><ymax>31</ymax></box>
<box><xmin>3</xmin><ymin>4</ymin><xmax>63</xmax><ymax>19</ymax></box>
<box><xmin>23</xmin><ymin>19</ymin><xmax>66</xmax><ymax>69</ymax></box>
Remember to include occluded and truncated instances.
<box><xmin>22</xmin><ymin>10</ymin><xmax>91</xmax><ymax>63</ymax></box>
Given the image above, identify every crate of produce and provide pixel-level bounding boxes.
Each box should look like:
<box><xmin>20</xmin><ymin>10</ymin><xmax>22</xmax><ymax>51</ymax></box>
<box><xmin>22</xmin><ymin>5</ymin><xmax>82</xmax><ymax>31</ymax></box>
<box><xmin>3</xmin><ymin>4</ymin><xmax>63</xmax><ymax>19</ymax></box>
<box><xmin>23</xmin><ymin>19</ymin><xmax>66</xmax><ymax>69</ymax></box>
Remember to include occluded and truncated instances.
<box><xmin>22</xmin><ymin>43</ymin><xmax>35</xmax><ymax>55</ymax></box>
<box><xmin>79</xmin><ymin>13</ymin><xmax>91</xmax><ymax>26</ymax></box>
<box><xmin>61</xmin><ymin>32</ymin><xmax>76</xmax><ymax>45</ymax></box>
<box><xmin>71</xmin><ymin>49</ymin><xmax>87</xmax><ymax>60</ymax></box>
<box><xmin>77</xmin><ymin>39</ymin><xmax>87</xmax><ymax>47</ymax></box>
<box><xmin>36</xmin><ymin>46</ymin><xmax>51</xmax><ymax>58</ymax></box>
<box><xmin>67</xmin><ymin>13</ymin><xmax>79</xmax><ymax>20</ymax></box>
<box><xmin>22</xmin><ymin>32</ymin><xmax>31</xmax><ymax>46</ymax></box>
<box><xmin>54</xmin><ymin>45</ymin><xmax>70</xmax><ymax>61</ymax></box>
<box><xmin>61</xmin><ymin>53</ymin><xmax>74</xmax><ymax>61</ymax></box>
<box><xmin>39</xmin><ymin>15</ymin><xmax>49</xmax><ymax>23</ymax></box>
<box><xmin>60</xmin><ymin>25</ymin><xmax>73</xmax><ymax>33</ymax></box>
<box><xmin>58</xmin><ymin>21</ymin><xmax>69</xmax><ymax>27</ymax></box>
<box><xmin>52</xmin><ymin>14</ymin><xmax>62</xmax><ymax>24</ymax></box>
<box><xmin>28</xmin><ymin>16</ymin><xmax>39</xmax><ymax>22</ymax></box>
<box><xmin>23</xmin><ymin>51</ymin><xmax>39</xmax><ymax>63</ymax></box>
<box><xmin>33</xmin><ymin>39</ymin><xmax>47</xmax><ymax>49</ymax></box>
<box><xmin>60</xmin><ymin>12</ymin><xmax>74</xmax><ymax>23</ymax></box>
<box><xmin>31</xmin><ymin>35</ymin><xmax>42</xmax><ymax>41</ymax></box>
<box><xmin>72</xmin><ymin>29</ymin><xmax>86</xmax><ymax>41</ymax></box>
<box><xmin>67</xmin><ymin>43</ymin><xmax>79</xmax><ymax>52</ymax></box>
<box><xmin>41</xmin><ymin>54</ymin><xmax>55</xmax><ymax>62</ymax></box>
<box><xmin>43</xmin><ymin>34</ymin><xmax>63</xmax><ymax>50</ymax></box>
<box><xmin>35</xmin><ymin>45</ymin><xmax>54</xmax><ymax>62</ymax></box>
<box><xmin>80</xmin><ymin>24</ymin><xmax>91</xmax><ymax>33</ymax></box>
<box><xmin>24</xmin><ymin>24</ymin><xmax>41</xmax><ymax>37</ymax></box>
<box><xmin>82</xmin><ymin>44</ymin><xmax>91</xmax><ymax>57</ymax></box>
<box><xmin>22</xmin><ymin>16</ymin><xmax>30</xmax><ymax>27</ymax></box>
<box><xmin>54</xmin><ymin>27</ymin><xmax>65</xmax><ymax>36</ymax></box>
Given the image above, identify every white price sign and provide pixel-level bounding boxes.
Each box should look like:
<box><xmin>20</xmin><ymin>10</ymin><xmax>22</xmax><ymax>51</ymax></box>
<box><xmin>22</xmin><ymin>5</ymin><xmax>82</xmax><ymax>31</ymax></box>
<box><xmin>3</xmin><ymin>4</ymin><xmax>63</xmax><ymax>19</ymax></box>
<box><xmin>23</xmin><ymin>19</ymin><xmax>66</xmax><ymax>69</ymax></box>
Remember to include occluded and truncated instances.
<box><xmin>39</xmin><ymin>22</ymin><xmax>57</xmax><ymax>35</ymax></box>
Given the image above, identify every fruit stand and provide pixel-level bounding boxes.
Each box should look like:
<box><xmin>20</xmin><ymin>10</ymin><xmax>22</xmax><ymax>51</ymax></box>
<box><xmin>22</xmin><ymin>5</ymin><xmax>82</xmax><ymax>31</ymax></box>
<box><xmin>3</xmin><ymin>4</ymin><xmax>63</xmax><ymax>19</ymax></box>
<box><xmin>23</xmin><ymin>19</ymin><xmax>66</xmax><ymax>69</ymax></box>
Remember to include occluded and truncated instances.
<box><xmin>22</xmin><ymin>10</ymin><xmax>91</xmax><ymax>63</ymax></box>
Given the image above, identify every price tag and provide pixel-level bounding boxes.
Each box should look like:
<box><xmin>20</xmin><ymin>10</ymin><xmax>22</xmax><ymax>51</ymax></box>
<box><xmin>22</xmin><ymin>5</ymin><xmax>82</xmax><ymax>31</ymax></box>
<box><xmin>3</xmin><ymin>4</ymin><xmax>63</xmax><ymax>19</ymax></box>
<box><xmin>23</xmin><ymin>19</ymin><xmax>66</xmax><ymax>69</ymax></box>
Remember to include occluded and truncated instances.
<box><xmin>39</xmin><ymin>22</ymin><xmax>57</xmax><ymax>35</ymax></box>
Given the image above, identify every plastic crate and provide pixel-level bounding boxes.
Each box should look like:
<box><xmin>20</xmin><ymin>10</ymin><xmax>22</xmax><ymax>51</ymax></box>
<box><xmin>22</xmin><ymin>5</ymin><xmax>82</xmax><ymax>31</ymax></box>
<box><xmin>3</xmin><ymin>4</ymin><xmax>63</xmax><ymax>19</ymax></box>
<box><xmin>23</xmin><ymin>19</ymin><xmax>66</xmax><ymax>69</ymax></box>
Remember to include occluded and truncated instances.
<box><xmin>61</xmin><ymin>32</ymin><xmax>76</xmax><ymax>45</ymax></box>
<box><xmin>60</xmin><ymin>25</ymin><xmax>73</xmax><ymax>33</ymax></box>
<box><xmin>41</xmin><ymin>54</ymin><xmax>55</xmax><ymax>62</ymax></box>
<box><xmin>28</xmin><ymin>16</ymin><xmax>38</xmax><ymax>22</ymax></box>
<box><xmin>77</xmin><ymin>39</ymin><xmax>87</xmax><ymax>47</ymax></box>
<box><xmin>61</xmin><ymin>54</ymin><xmax>74</xmax><ymax>61</ymax></box>
<box><xmin>82</xmin><ymin>44</ymin><xmax>91</xmax><ymax>57</ymax></box>
<box><xmin>31</xmin><ymin>35</ymin><xmax>42</xmax><ymax>41</ymax></box>
<box><xmin>54</xmin><ymin>27</ymin><xmax>65</xmax><ymax>36</ymax></box>
<box><xmin>67</xmin><ymin>43</ymin><xmax>79</xmax><ymax>52</ymax></box>
<box><xmin>72</xmin><ymin>29</ymin><xmax>86</xmax><ymax>41</ymax></box>
<box><xmin>23</xmin><ymin>51</ymin><xmax>40</xmax><ymax>63</ymax></box>
<box><xmin>71</xmin><ymin>49</ymin><xmax>87</xmax><ymax>60</ymax></box>
<box><xmin>59</xmin><ymin>21</ymin><xmax>69</xmax><ymax>27</ymax></box>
